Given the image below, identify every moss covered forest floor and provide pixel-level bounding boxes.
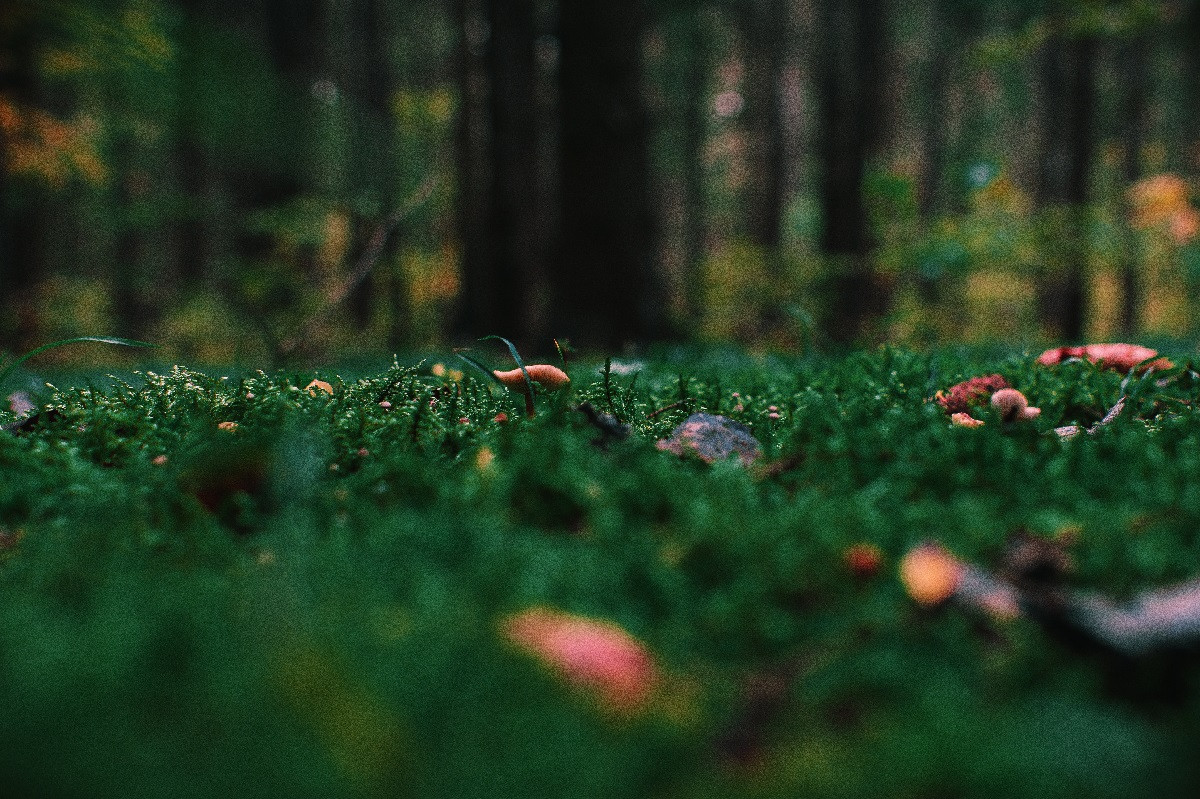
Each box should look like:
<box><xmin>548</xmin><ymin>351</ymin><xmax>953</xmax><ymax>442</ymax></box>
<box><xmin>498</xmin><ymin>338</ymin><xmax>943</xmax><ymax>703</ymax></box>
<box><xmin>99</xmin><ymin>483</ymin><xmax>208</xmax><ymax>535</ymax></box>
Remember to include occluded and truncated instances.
<box><xmin>4</xmin><ymin>345</ymin><xmax>1200</xmax><ymax>798</ymax></box>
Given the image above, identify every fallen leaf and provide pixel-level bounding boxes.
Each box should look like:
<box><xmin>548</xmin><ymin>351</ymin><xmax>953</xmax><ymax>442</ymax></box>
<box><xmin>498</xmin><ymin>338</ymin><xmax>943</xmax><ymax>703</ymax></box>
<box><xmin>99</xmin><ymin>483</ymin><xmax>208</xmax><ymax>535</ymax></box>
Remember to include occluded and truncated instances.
<box><xmin>951</xmin><ymin>412</ymin><xmax>985</xmax><ymax>428</ymax></box>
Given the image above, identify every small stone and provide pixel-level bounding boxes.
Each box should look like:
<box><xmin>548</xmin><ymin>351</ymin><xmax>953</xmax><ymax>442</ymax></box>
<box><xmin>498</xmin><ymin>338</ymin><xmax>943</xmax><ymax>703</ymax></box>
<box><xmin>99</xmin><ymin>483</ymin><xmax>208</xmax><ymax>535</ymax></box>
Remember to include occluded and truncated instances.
<box><xmin>656</xmin><ymin>413</ymin><xmax>762</xmax><ymax>466</ymax></box>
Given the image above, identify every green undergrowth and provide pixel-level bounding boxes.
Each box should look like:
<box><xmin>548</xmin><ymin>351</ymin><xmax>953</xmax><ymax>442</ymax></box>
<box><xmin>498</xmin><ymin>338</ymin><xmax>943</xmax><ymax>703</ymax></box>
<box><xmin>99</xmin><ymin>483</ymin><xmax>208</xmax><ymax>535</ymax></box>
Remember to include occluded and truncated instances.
<box><xmin>3</xmin><ymin>348</ymin><xmax>1200</xmax><ymax>798</ymax></box>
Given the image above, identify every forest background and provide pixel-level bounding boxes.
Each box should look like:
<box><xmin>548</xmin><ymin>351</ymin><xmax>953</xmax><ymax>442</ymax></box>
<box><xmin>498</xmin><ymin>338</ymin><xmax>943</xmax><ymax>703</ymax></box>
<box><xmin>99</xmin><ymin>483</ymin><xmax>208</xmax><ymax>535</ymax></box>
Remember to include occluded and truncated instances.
<box><xmin>3</xmin><ymin>0</ymin><xmax>1200</xmax><ymax>366</ymax></box>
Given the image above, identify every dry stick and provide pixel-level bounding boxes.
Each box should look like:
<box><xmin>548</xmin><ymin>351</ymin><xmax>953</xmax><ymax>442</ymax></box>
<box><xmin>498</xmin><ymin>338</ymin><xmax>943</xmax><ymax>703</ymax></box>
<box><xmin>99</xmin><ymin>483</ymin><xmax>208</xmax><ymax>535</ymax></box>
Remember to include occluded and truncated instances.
<box><xmin>647</xmin><ymin>400</ymin><xmax>687</xmax><ymax>419</ymax></box>
<box><xmin>278</xmin><ymin>174</ymin><xmax>439</xmax><ymax>358</ymax></box>
<box><xmin>910</xmin><ymin>540</ymin><xmax>1200</xmax><ymax>658</ymax></box>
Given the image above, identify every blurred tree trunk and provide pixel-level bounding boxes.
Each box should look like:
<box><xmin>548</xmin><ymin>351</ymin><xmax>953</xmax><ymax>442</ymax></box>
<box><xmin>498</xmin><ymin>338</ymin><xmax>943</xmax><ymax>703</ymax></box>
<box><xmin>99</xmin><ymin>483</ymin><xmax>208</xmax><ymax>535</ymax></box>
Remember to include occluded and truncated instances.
<box><xmin>1118</xmin><ymin>35</ymin><xmax>1148</xmax><ymax>336</ymax></box>
<box><xmin>817</xmin><ymin>0</ymin><xmax>888</xmax><ymax>344</ymax></box>
<box><xmin>0</xmin><ymin>4</ymin><xmax>41</xmax><ymax>350</ymax></box>
<box><xmin>1035</xmin><ymin>23</ymin><xmax>1095</xmax><ymax>343</ymax></box>
<box><xmin>453</xmin><ymin>0</ymin><xmax>544</xmax><ymax>347</ymax></box>
<box><xmin>112</xmin><ymin>138</ymin><xmax>153</xmax><ymax>341</ymax></box>
<box><xmin>918</xmin><ymin>0</ymin><xmax>950</xmax><ymax>222</ymax></box>
<box><xmin>175</xmin><ymin>0</ymin><xmax>214</xmax><ymax>291</ymax></box>
<box><xmin>452</xmin><ymin>0</ymin><xmax>495</xmax><ymax>343</ymax></box>
<box><xmin>253</xmin><ymin>0</ymin><xmax>320</xmax><ymax>230</ymax></box>
<box><xmin>346</xmin><ymin>0</ymin><xmax>401</xmax><ymax>339</ymax></box>
<box><xmin>680</xmin><ymin>9</ymin><xmax>710</xmax><ymax>321</ymax></box>
<box><xmin>485</xmin><ymin>0</ymin><xmax>540</xmax><ymax>344</ymax></box>
<box><xmin>555</xmin><ymin>0</ymin><xmax>663</xmax><ymax>349</ymax></box>
<box><xmin>740</xmin><ymin>0</ymin><xmax>786</xmax><ymax>250</ymax></box>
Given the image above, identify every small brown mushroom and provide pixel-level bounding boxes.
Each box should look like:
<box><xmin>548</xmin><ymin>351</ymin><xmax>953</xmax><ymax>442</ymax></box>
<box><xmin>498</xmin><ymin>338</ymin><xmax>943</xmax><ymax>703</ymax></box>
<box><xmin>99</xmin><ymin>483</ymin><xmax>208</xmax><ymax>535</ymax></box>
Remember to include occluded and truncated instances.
<box><xmin>990</xmin><ymin>388</ymin><xmax>1041</xmax><ymax>422</ymax></box>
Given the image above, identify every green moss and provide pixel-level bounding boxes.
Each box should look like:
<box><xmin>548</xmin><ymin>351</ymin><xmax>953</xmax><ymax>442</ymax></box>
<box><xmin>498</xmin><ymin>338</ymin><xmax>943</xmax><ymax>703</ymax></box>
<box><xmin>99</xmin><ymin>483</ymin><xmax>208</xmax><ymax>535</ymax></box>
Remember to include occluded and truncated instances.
<box><xmin>2</xmin><ymin>348</ymin><xmax>1199</xmax><ymax>797</ymax></box>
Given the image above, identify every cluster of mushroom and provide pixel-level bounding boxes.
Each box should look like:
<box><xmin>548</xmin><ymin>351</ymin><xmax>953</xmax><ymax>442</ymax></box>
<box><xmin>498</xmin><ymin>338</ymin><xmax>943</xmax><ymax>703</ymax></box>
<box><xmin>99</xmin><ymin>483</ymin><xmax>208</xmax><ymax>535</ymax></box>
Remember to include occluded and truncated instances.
<box><xmin>934</xmin><ymin>374</ymin><xmax>1040</xmax><ymax>428</ymax></box>
<box><xmin>935</xmin><ymin>342</ymin><xmax>1170</xmax><ymax>429</ymax></box>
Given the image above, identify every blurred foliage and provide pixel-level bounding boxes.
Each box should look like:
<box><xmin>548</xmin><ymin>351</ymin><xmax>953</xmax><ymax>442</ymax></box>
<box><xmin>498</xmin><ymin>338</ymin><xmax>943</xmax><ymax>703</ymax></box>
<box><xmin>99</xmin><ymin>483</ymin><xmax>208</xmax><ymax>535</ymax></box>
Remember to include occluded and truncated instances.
<box><xmin>2</xmin><ymin>0</ymin><xmax>1200</xmax><ymax>363</ymax></box>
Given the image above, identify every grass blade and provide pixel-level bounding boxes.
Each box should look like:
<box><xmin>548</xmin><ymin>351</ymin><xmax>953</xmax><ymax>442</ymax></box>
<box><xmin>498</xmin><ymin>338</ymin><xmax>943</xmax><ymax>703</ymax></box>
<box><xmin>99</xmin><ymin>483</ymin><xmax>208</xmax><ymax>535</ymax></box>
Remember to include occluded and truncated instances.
<box><xmin>479</xmin><ymin>335</ymin><xmax>536</xmax><ymax>417</ymax></box>
<box><xmin>454</xmin><ymin>351</ymin><xmax>508</xmax><ymax>389</ymax></box>
<box><xmin>0</xmin><ymin>336</ymin><xmax>157</xmax><ymax>388</ymax></box>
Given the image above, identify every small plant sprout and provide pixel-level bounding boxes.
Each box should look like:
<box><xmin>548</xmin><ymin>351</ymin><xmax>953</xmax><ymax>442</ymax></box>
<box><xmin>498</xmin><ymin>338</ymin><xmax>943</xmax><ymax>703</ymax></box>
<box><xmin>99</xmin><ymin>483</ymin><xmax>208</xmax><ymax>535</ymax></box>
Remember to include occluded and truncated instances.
<box><xmin>989</xmin><ymin>388</ymin><xmax>1041</xmax><ymax>422</ymax></box>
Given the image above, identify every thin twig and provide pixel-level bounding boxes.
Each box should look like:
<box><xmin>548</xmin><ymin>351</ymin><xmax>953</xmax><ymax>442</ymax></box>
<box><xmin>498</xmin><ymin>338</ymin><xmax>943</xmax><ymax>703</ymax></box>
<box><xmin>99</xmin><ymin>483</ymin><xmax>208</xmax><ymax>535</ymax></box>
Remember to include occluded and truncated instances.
<box><xmin>279</xmin><ymin>174</ymin><xmax>439</xmax><ymax>357</ymax></box>
<box><xmin>647</xmin><ymin>400</ymin><xmax>687</xmax><ymax>419</ymax></box>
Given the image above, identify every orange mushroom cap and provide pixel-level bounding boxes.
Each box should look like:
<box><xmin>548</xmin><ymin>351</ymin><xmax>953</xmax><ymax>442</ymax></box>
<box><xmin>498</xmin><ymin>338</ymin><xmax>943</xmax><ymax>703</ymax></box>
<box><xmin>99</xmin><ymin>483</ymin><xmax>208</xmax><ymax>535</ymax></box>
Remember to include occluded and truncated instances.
<box><xmin>493</xmin><ymin>364</ymin><xmax>571</xmax><ymax>390</ymax></box>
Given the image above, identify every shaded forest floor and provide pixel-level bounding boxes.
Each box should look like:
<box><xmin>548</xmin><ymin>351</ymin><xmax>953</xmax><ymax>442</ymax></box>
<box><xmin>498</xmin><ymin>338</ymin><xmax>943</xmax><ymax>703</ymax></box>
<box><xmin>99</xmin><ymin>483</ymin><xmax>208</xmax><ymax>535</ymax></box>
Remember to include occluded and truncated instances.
<box><xmin>3</xmin><ymin>345</ymin><xmax>1200</xmax><ymax>798</ymax></box>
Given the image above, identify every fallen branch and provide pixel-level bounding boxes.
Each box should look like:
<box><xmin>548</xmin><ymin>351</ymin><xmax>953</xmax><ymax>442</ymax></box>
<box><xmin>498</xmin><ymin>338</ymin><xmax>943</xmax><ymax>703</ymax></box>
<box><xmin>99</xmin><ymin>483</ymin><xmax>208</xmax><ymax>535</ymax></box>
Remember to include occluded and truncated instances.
<box><xmin>901</xmin><ymin>536</ymin><xmax>1200</xmax><ymax>657</ymax></box>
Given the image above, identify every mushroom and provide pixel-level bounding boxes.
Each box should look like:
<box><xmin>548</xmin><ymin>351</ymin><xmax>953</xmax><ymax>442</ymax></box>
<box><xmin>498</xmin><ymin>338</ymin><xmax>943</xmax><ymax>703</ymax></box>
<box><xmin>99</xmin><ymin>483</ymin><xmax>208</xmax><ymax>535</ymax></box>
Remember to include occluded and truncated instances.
<box><xmin>492</xmin><ymin>364</ymin><xmax>570</xmax><ymax>390</ymax></box>
<box><xmin>989</xmin><ymin>388</ymin><xmax>1041</xmax><ymax>422</ymax></box>
<box><xmin>493</xmin><ymin>364</ymin><xmax>570</xmax><ymax>417</ymax></box>
<box><xmin>1036</xmin><ymin>343</ymin><xmax>1172</xmax><ymax>373</ymax></box>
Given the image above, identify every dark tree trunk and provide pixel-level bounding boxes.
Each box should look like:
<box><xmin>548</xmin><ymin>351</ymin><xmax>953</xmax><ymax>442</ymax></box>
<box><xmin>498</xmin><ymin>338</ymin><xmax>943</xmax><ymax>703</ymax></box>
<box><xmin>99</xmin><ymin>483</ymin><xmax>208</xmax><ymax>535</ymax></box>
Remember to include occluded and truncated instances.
<box><xmin>485</xmin><ymin>0</ymin><xmax>541</xmax><ymax>345</ymax></box>
<box><xmin>1035</xmin><ymin>27</ymin><xmax>1096</xmax><ymax>343</ymax></box>
<box><xmin>1118</xmin><ymin>36</ymin><xmax>1148</xmax><ymax>336</ymax></box>
<box><xmin>453</xmin><ymin>0</ymin><xmax>545</xmax><ymax>348</ymax></box>
<box><xmin>0</xmin><ymin>5</ymin><xmax>42</xmax><ymax>349</ymax></box>
<box><xmin>174</xmin><ymin>0</ymin><xmax>217</xmax><ymax>292</ymax></box>
<box><xmin>249</xmin><ymin>0</ymin><xmax>321</xmax><ymax>225</ymax></box>
<box><xmin>817</xmin><ymin>0</ymin><xmax>888</xmax><ymax>344</ymax></box>
<box><xmin>555</xmin><ymin>0</ymin><xmax>662</xmax><ymax>350</ymax></box>
<box><xmin>741</xmin><ymin>0</ymin><xmax>786</xmax><ymax>250</ymax></box>
<box><xmin>112</xmin><ymin>139</ymin><xmax>152</xmax><ymax>341</ymax></box>
<box><xmin>346</xmin><ymin>0</ymin><xmax>402</xmax><ymax>336</ymax></box>
<box><xmin>451</xmin><ymin>0</ymin><xmax>495</xmax><ymax>343</ymax></box>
